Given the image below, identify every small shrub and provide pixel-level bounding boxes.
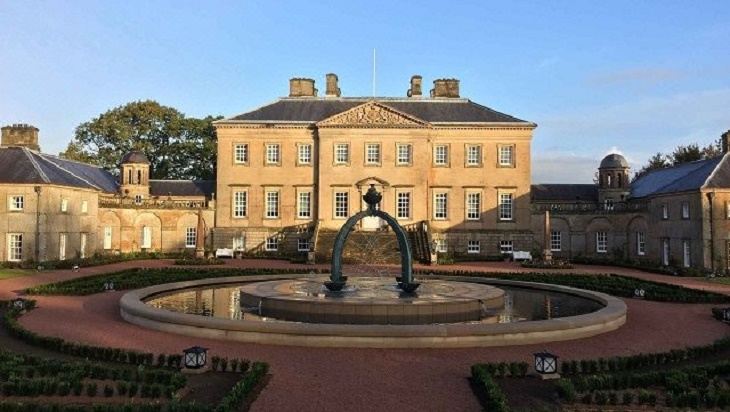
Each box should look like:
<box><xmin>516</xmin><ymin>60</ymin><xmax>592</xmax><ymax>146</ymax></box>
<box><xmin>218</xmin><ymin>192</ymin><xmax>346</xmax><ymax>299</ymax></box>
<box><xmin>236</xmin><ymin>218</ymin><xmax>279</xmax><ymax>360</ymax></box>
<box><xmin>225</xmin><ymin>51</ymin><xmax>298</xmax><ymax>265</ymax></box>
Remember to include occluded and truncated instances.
<box><xmin>86</xmin><ymin>382</ymin><xmax>97</xmax><ymax>397</ymax></box>
<box><xmin>103</xmin><ymin>385</ymin><xmax>114</xmax><ymax>397</ymax></box>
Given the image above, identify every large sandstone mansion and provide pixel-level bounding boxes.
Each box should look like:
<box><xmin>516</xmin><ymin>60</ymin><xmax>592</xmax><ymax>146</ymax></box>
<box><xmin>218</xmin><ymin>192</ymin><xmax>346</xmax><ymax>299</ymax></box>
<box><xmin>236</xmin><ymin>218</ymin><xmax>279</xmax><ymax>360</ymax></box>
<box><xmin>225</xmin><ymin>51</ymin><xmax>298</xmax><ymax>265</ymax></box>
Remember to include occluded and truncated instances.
<box><xmin>2</xmin><ymin>74</ymin><xmax>730</xmax><ymax>271</ymax></box>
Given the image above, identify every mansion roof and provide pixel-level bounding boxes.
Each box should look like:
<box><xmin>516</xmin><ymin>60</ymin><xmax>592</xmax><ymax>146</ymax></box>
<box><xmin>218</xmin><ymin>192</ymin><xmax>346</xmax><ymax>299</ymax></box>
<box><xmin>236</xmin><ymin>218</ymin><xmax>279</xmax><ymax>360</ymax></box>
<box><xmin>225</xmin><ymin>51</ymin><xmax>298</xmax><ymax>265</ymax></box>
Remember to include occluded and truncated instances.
<box><xmin>631</xmin><ymin>155</ymin><xmax>729</xmax><ymax>198</ymax></box>
<box><xmin>150</xmin><ymin>180</ymin><xmax>215</xmax><ymax>197</ymax></box>
<box><xmin>531</xmin><ymin>184</ymin><xmax>598</xmax><ymax>202</ymax></box>
<box><xmin>0</xmin><ymin>147</ymin><xmax>118</xmax><ymax>193</ymax></box>
<box><xmin>223</xmin><ymin>98</ymin><xmax>532</xmax><ymax>125</ymax></box>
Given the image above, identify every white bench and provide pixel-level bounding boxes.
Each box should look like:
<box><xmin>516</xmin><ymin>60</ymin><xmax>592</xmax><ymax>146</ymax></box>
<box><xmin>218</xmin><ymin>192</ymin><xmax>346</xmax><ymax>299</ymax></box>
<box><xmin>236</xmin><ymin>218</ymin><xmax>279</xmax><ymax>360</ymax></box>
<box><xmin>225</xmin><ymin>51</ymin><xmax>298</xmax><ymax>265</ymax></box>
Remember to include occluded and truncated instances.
<box><xmin>512</xmin><ymin>251</ymin><xmax>532</xmax><ymax>261</ymax></box>
<box><xmin>215</xmin><ymin>248</ymin><xmax>234</xmax><ymax>259</ymax></box>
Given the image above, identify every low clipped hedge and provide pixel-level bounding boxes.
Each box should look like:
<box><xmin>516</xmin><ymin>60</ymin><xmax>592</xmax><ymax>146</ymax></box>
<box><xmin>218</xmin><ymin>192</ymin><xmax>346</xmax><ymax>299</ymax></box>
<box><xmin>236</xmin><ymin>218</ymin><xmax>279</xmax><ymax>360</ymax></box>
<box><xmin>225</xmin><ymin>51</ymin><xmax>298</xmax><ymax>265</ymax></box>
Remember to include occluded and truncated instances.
<box><xmin>569</xmin><ymin>255</ymin><xmax>709</xmax><ymax>277</ymax></box>
<box><xmin>470</xmin><ymin>364</ymin><xmax>511</xmax><ymax>412</ymax></box>
<box><xmin>173</xmin><ymin>258</ymin><xmax>225</xmax><ymax>266</ymax></box>
<box><xmin>1</xmin><ymin>251</ymin><xmax>192</xmax><ymax>271</ymax></box>
<box><xmin>215</xmin><ymin>362</ymin><xmax>269</xmax><ymax>412</ymax></box>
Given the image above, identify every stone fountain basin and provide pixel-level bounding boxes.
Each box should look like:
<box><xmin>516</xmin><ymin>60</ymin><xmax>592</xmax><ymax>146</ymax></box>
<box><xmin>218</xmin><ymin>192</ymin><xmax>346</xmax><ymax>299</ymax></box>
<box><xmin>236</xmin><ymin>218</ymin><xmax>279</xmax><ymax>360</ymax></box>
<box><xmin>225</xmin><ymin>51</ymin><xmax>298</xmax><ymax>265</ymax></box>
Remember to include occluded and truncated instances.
<box><xmin>120</xmin><ymin>274</ymin><xmax>627</xmax><ymax>348</ymax></box>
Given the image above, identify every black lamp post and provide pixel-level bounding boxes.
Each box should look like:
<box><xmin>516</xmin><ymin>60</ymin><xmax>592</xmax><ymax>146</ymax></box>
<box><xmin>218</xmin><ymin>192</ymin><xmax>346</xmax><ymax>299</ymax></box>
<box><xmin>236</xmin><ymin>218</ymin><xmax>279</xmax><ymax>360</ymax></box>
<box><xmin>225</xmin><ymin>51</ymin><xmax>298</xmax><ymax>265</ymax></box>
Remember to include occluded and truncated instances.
<box><xmin>534</xmin><ymin>351</ymin><xmax>559</xmax><ymax>375</ymax></box>
<box><xmin>183</xmin><ymin>346</ymin><xmax>208</xmax><ymax>369</ymax></box>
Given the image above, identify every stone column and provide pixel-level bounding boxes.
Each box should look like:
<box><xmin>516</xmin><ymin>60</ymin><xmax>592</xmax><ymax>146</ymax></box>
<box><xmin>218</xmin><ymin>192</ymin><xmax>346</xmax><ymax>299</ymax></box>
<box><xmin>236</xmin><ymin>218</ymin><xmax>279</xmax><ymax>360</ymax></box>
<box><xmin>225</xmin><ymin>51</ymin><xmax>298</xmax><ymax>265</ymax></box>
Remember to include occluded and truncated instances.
<box><xmin>542</xmin><ymin>210</ymin><xmax>552</xmax><ymax>261</ymax></box>
<box><xmin>195</xmin><ymin>209</ymin><xmax>205</xmax><ymax>258</ymax></box>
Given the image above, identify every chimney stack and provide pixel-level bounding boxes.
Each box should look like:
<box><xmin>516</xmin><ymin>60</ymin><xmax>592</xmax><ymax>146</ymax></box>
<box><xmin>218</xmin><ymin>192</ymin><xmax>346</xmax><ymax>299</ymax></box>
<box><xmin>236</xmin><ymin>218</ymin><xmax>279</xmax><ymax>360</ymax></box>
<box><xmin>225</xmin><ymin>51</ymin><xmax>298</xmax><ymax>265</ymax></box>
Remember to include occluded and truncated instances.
<box><xmin>289</xmin><ymin>78</ymin><xmax>317</xmax><ymax>97</ymax></box>
<box><xmin>1</xmin><ymin>124</ymin><xmax>40</xmax><ymax>151</ymax></box>
<box><xmin>325</xmin><ymin>73</ymin><xmax>341</xmax><ymax>97</ymax></box>
<box><xmin>722</xmin><ymin>130</ymin><xmax>730</xmax><ymax>154</ymax></box>
<box><xmin>407</xmin><ymin>75</ymin><xmax>422</xmax><ymax>98</ymax></box>
<box><xmin>430</xmin><ymin>78</ymin><xmax>460</xmax><ymax>98</ymax></box>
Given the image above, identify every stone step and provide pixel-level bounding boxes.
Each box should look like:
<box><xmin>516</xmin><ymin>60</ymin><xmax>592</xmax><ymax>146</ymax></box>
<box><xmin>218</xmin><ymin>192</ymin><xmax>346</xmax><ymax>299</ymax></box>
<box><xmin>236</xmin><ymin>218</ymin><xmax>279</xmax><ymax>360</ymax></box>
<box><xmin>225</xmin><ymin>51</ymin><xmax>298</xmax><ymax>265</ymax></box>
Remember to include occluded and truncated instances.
<box><xmin>315</xmin><ymin>230</ymin><xmax>403</xmax><ymax>264</ymax></box>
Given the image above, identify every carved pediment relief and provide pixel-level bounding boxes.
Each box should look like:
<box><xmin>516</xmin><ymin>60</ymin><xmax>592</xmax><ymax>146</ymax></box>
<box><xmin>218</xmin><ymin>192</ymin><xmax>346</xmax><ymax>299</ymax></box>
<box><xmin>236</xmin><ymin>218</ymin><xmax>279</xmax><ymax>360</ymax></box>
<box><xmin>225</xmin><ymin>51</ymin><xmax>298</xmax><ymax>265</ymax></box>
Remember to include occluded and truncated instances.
<box><xmin>317</xmin><ymin>101</ymin><xmax>428</xmax><ymax>128</ymax></box>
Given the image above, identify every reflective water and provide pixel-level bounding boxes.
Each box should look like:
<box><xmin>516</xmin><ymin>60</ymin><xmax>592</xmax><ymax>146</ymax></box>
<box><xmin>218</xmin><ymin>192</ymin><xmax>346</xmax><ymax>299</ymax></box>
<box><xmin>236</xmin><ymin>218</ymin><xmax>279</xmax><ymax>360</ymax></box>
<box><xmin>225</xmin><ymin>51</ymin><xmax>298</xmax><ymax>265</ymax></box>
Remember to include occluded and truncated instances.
<box><xmin>145</xmin><ymin>281</ymin><xmax>604</xmax><ymax>324</ymax></box>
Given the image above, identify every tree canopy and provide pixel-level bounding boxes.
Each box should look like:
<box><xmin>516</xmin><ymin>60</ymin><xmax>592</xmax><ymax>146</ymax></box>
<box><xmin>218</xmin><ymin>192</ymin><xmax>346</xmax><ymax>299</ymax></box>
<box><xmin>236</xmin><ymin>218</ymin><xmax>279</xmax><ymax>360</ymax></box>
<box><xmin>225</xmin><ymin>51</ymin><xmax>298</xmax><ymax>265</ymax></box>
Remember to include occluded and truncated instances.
<box><xmin>61</xmin><ymin>100</ymin><xmax>221</xmax><ymax>180</ymax></box>
<box><xmin>633</xmin><ymin>138</ymin><xmax>723</xmax><ymax>181</ymax></box>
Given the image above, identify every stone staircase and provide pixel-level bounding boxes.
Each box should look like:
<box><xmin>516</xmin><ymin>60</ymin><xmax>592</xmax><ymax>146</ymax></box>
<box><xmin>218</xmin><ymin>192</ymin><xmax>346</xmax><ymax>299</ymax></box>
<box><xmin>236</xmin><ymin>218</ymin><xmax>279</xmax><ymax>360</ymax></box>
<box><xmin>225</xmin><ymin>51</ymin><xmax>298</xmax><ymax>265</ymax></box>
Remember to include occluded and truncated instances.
<box><xmin>315</xmin><ymin>229</ymin><xmax>402</xmax><ymax>264</ymax></box>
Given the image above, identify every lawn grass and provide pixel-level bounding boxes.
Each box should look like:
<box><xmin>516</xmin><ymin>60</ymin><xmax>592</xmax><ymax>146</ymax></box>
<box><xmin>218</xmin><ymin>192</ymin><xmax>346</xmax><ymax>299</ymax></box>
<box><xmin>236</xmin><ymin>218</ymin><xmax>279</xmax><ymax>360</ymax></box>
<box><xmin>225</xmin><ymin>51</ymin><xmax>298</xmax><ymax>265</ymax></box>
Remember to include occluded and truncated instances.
<box><xmin>709</xmin><ymin>276</ymin><xmax>730</xmax><ymax>285</ymax></box>
<box><xmin>0</xmin><ymin>268</ymin><xmax>33</xmax><ymax>280</ymax></box>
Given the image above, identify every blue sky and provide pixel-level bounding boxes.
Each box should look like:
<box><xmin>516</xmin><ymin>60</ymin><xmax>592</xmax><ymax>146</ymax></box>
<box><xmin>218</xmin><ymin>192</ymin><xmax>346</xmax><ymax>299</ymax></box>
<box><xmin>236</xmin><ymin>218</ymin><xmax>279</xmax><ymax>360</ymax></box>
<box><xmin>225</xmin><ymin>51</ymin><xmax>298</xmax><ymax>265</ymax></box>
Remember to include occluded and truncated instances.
<box><xmin>1</xmin><ymin>0</ymin><xmax>729</xmax><ymax>182</ymax></box>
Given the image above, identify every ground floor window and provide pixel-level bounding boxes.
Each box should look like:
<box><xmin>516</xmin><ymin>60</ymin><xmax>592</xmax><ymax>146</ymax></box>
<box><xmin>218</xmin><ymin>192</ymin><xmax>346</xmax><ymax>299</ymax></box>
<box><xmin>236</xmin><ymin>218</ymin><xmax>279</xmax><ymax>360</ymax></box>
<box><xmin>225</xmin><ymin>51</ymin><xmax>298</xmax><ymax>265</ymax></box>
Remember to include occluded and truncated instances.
<box><xmin>298</xmin><ymin>238</ymin><xmax>310</xmax><ymax>252</ymax></box>
<box><xmin>596</xmin><ymin>232</ymin><xmax>607</xmax><ymax>253</ymax></box>
<box><xmin>467</xmin><ymin>240</ymin><xmax>480</xmax><ymax>254</ymax></box>
<box><xmin>433</xmin><ymin>193</ymin><xmax>448</xmax><ymax>220</ymax></box>
<box><xmin>103</xmin><ymin>227</ymin><xmax>112</xmax><ymax>250</ymax></box>
<box><xmin>80</xmin><ymin>233</ymin><xmax>87</xmax><ymax>259</ymax></box>
<box><xmin>141</xmin><ymin>226</ymin><xmax>152</xmax><ymax>249</ymax></box>
<box><xmin>185</xmin><ymin>227</ymin><xmax>196</xmax><ymax>248</ymax></box>
<box><xmin>435</xmin><ymin>239</ymin><xmax>448</xmax><ymax>253</ymax></box>
<box><xmin>550</xmin><ymin>230</ymin><xmax>561</xmax><ymax>252</ymax></box>
<box><xmin>662</xmin><ymin>238</ymin><xmax>670</xmax><ymax>266</ymax></box>
<box><xmin>498</xmin><ymin>193</ymin><xmax>513</xmax><ymax>221</ymax></box>
<box><xmin>466</xmin><ymin>192</ymin><xmax>481</xmax><ymax>220</ymax></box>
<box><xmin>7</xmin><ymin>234</ymin><xmax>22</xmax><ymax>262</ymax></box>
<box><xmin>59</xmin><ymin>233</ymin><xmax>67</xmax><ymax>261</ymax></box>
<box><xmin>232</xmin><ymin>236</ymin><xmax>245</xmax><ymax>251</ymax></box>
<box><xmin>500</xmin><ymin>240</ymin><xmax>514</xmax><ymax>255</ymax></box>
<box><xmin>396</xmin><ymin>192</ymin><xmax>411</xmax><ymax>220</ymax></box>
<box><xmin>636</xmin><ymin>232</ymin><xmax>646</xmax><ymax>256</ymax></box>
<box><xmin>265</xmin><ymin>236</ymin><xmax>278</xmax><ymax>251</ymax></box>
<box><xmin>682</xmin><ymin>240</ymin><xmax>691</xmax><ymax>268</ymax></box>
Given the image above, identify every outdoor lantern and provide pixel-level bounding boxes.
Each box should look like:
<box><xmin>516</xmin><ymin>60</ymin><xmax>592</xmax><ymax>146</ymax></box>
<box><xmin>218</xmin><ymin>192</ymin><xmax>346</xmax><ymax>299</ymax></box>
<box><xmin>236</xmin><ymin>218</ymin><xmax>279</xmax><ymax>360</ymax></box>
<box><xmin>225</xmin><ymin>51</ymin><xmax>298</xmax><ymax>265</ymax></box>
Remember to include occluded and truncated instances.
<box><xmin>103</xmin><ymin>281</ymin><xmax>115</xmax><ymax>292</ymax></box>
<box><xmin>723</xmin><ymin>308</ymin><xmax>730</xmax><ymax>322</ymax></box>
<box><xmin>36</xmin><ymin>265</ymin><xmax>43</xmax><ymax>272</ymax></box>
<box><xmin>534</xmin><ymin>351</ymin><xmax>559</xmax><ymax>375</ymax></box>
<box><xmin>72</xmin><ymin>265</ymin><xmax>80</xmax><ymax>272</ymax></box>
<box><xmin>183</xmin><ymin>346</ymin><xmax>208</xmax><ymax>369</ymax></box>
<box><xmin>634</xmin><ymin>288</ymin><xmax>646</xmax><ymax>298</ymax></box>
<box><xmin>11</xmin><ymin>298</ymin><xmax>25</xmax><ymax>311</ymax></box>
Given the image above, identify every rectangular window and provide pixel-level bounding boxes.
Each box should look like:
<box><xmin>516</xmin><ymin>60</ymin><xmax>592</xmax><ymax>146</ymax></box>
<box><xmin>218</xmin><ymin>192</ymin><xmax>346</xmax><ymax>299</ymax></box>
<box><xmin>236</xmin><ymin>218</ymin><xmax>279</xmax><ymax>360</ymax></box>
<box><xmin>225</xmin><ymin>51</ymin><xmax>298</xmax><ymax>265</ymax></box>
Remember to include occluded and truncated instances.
<box><xmin>233</xmin><ymin>191</ymin><xmax>247</xmax><ymax>218</ymax></box>
<box><xmin>682</xmin><ymin>240</ymin><xmax>691</xmax><ymax>268</ymax></box>
<box><xmin>232</xmin><ymin>236</ymin><xmax>245</xmax><ymax>251</ymax></box>
<box><xmin>134</xmin><ymin>195</ymin><xmax>143</xmax><ymax>205</ymax></box>
<box><xmin>59</xmin><ymin>233</ymin><xmax>67</xmax><ymax>261</ymax></box>
<box><xmin>596</xmin><ymin>232</ymin><xmax>608</xmax><ymax>253</ymax></box>
<box><xmin>397</xmin><ymin>144</ymin><xmax>412</xmax><ymax>165</ymax></box>
<box><xmin>435</xmin><ymin>239</ymin><xmax>448</xmax><ymax>253</ymax></box>
<box><xmin>500</xmin><ymin>240</ymin><xmax>514</xmax><ymax>255</ymax></box>
<box><xmin>8</xmin><ymin>195</ymin><xmax>24</xmax><ymax>211</ymax></box>
<box><xmin>637</xmin><ymin>232</ymin><xmax>646</xmax><ymax>256</ymax></box>
<box><xmin>661</xmin><ymin>204</ymin><xmax>668</xmax><ymax>220</ymax></box>
<box><xmin>185</xmin><ymin>227</ymin><xmax>196</xmax><ymax>248</ymax></box>
<box><xmin>498</xmin><ymin>193</ymin><xmax>514</xmax><ymax>221</ymax></box>
<box><xmin>298</xmin><ymin>192</ymin><xmax>312</xmax><ymax>219</ymax></box>
<box><xmin>298</xmin><ymin>144</ymin><xmax>312</xmax><ymax>165</ymax></box>
<box><xmin>396</xmin><ymin>192</ymin><xmax>411</xmax><ymax>219</ymax></box>
<box><xmin>604</xmin><ymin>199</ymin><xmax>614</xmax><ymax>211</ymax></box>
<box><xmin>80</xmin><ymin>233</ymin><xmax>87</xmax><ymax>259</ymax></box>
<box><xmin>434</xmin><ymin>145</ymin><xmax>449</xmax><ymax>166</ymax></box>
<box><xmin>265</xmin><ymin>236</ymin><xmax>278</xmax><ymax>251</ymax></box>
<box><xmin>265</xmin><ymin>191</ymin><xmax>279</xmax><ymax>218</ymax></box>
<box><xmin>466</xmin><ymin>145</ymin><xmax>481</xmax><ymax>166</ymax></box>
<box><xmin>550</xmin><ymin>230</ymin><xmax>561</xmax><ymax>252</ymax></box>
<box><xmin>662</xmin><ymin>238</ymin><xmax>670</xmax><ymax>265</ymax></box>
<box><xmin>298</xmin><ymin>238</ymin><xmax>310</xmax><ymax>252</ymax></box>
<box><xmin>365</xmin><ymin>143</ymin><xmax>381</xmax><ymax>165</ymax></box>
<box><xmin>234</xmin><ymin>144</ymin><xmax>248</xmax><ymax>164</ymax></box>
<box><xmin>466</xmin><ymin>192</ymin><xmax>481</xmax><ymax>220</ymax></box>
<box><xmin>7</xmin><ymin>234</ymin><xmax>22</xmax><ymax>262</ymax></box>
<box><xmin>103</xmin><ymin>227</ymin><xmax>112</xmax><ymax>250</ymax></box>
<box><xmin>81</xmin><ymin>200</ymin><xmax>88</xmax><ymax>214</ymax></box>
<box><xmin>467</xmin><ymin>240</ymin><xmax>480</xmax><ymax>254</ymax></box>
<box><xmin>61</xmin><ymin>199</ymin><xmax>68</xmax><ymax>212</ymax></box>
<box><xmin>141</xmin><ymin>226</ymin><xmax>152</xmax><ymax>249</ymax></box>
<box><xmin>334</xmin><ymin>192</ymin><xmax>349</xmax><ymax>219</ymax></box>
<box><xmin>434</xmin><ymin>193</ymin><xmax>448</xmax><ymax>220</ymax></box>
<box><xmin>265</xmin><ymin>144</ymin><xmax>280</xmax><ymax>165</ymax></box>
<box><xmin>499</xmin><ymin>145</ymin><xmax>514</xmax><ymax>166</ymax></box>
<box><xmin>334</xmin><ymin>143</ymin><xmax>349</xmax><ymax>164</ymax></box>
<box><xmin>681</xmin><ymin>202</ymin><xmax>690</xmax><ymax>219</ymax></box>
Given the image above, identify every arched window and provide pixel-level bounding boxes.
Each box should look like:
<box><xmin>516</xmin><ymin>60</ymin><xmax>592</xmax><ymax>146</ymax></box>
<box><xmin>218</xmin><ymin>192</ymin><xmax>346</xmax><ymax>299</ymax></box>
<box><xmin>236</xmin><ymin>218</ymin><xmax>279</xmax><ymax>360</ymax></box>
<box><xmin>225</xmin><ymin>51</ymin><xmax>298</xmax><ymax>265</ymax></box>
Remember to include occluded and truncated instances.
<box><xmin>617</xmin><ymin>173</ymin><xmax>623</xmax><ymax>188</ymax></box>
<box><xmin>127</xmin><ymin>170</ymin><xmax>132</xmax><ymax>185</ymax></box>
<box><xmin>137</xmin><ymin>170</ymin><xmax>142</xmax><ymax>185</ymax></box>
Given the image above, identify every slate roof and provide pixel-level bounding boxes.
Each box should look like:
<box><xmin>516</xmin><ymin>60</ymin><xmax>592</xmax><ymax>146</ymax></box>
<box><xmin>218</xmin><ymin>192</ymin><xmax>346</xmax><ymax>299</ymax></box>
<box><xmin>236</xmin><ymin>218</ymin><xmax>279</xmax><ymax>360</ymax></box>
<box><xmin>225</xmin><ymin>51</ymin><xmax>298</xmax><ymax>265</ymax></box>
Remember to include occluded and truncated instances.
<box><xmin>0</xmin><ymin>147</ymin><xmax>118</xmax><ymax>193</ymax></box>
<box><xmin>223</xmin><ymin>98</ymin><xmax>532</xmax><ymax>124</ymax></box>
<box><xmin>150</xmin><ymin>180</ymin><xmax>215</xmax><ymax>197</ymax></box>
<box><xmin>630</xmin><ymin>156</ymin><xmax>726</xmax><ymax>199</ymax></box>
<box><xmin>121</xmin><ymin>151</ymin><xmax>150</xmax><ymax>164</ymax></box>
<box><xmin>531</xmin><ymin>184</ymin><xmax>599</xmax><ymax>202</ymax></box>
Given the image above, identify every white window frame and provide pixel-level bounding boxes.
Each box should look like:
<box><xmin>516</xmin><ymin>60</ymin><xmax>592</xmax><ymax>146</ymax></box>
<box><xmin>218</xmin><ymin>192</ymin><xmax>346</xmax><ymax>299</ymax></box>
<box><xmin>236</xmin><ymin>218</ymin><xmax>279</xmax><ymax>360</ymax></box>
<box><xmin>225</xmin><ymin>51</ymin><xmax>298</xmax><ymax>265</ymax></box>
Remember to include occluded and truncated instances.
<box><xmin>433</xmin><ymin>192</ymin><xmax>448</xmax><ymax>220</ymax></box>
<box><xmin>435</xmin><ymin>239</ymin><xmax>448</xmax><ymax>253</ymax></box>
<box><xmin>636</xmin><ymin>232</ymin><xmax>646</xmax><ymax>256</ymax></box>
<box><xmin>265</xmin><ymin>236</ymin><xmax>278</xmax><ymax>251</ymax></box>
<box><xmin>233</xmin><ymin>191</ymin><xmax>248</xmax><ymax>218</ymax></box>
<box><xmin>498</xmin><ymin>145</ymin><xmax>514</xmax><ymax>167</ymax></box>
<box><xmin>467</xmin><ymin>240</ymin><xmax>480</xmax><ymax>254</ymax></box>
<box><xmin>59</xmin><ymin>233</ymin><xmax>67</xmax><ymax>261</ymax></box>
<box><xmin>434</xmin><ymin>144</ymin><xmax>449</xmax><ymax>166</ymax></box>
<box><xmin>7</xmin><ymin>234</ymin><xmax>22</xmax><ymax>262</ymax></box>
<box><xmin>682</xmin><ymin>240</ymin><xmax>691</xmax><ymax>268</ymax></box>
<box><xmin>103</xmin><ymin>227</ymin><xmax>112</xmax><ymax>250</ymax></box>
<box><xmin>298</xmin><ymin>143</ymin><xmax>312</xmax><ymax>165</ymax></box>
<box><xmin>265</xmin><ymin>190</ymin><xmax>280</xmax><ymax>219</ymax></box>
<box><xmin>365</xmin><ymin>143</ymin><xmax>381</xmax><ymax>165</ymax></box>
<box><xmin>334</xmin><ymin>191</ymin><xmax>349</xmax><ymax>219</ymax></box>
<box><xmin>61</xmin><ymin>198</ymin><xmax>68</xmax><ymax>212</ymax></box>
<box><xmin>297</xmin><ymin>191</ymin><xmax>312</xmax><ymax>219</ymax></box>
<box><xmin>661</xmin><ymin>204</ymin><xmax>668</xmax><ymax>220</ymax></box>
<box><xmin>396</xmin><ymin>144</ymin><xmax>412</xmax><ymax>165</ymax></box>
<box><xmin>596</xmin><ymin>232</ymin><xmax>608</xmax><ymax>253</ymax></box>
<box><xmin>396</xmin><ymin>192</ymin><xmax>411</xmax><ymax>220</ymax></box>
<box><xmin>297</xmin><ymin>238</ymin><xmax>310</xmax><ymax>252</ymax></box>
<box><xmin>9</xmin><ymin>195</ymin><xmax>24</xmax><ymax>211</ymax></box>
<box><xmin>185</xmin><ymin>227</ymin><xmax>196</xmax><ymax>248</ymax></box>
<box><xmin>134</xmin><ymin>195</ymin><xmax>143</xmax><ymax>205</ymax></box>
<box><xmin>466</xmin><ymin>192</ymin><xmax>481</xmax><ymax>220</ymax></box>
<box><xmin>604</xmin><ymin>199</ymin><xmax>614</xmax><ymax>211</ymax></box>
<box><xmin>80</xmin><ymin>233</ymin><xmax>87</xmax><ymax>259</ymax></box>
<box><xmin>681</xmin><ymin>202</ymin><xmax>690</xmax><ymax>219</ymax></box>
<box><xmin>466</xmin><ymin>145</ymin><xmax>481</xmax><ymax>166</ymax></box>
<box><xmin>334</xmin><ymin>143</ymin><xmax>349</xmax><ymax>164</ymax></box>
<box><xmin>498</xmin><ymin>192</ymin><xmax>514</xmax><ymax>221</ymax></box>
<box><xmin>550</xmin><ymin>230</ymin><xmax>561</xmax><ymax>252</ymax></box>
<box><xmin>232</xmin><ymin>236</ymin><xmax>245</xmax><ymax>251</ymax></box>
<box><xmin>141</xmin><ymin>226</ymin><xmax>152</xmax><ymax>249</ymax></box>
<box><xmin>265</xmin><ymin>143</ymin><xmax>281</xmax><ymax>165</ymax></box>
<box><xmin>81</xmin><ymin>200</ymin><xmax>88</xmax><ymax>214</ymax></box>
<box><xmin>662</xmin><ymin>238</ymin><xmax>670</xmax><ymax>265</ymax></box>
<box><xmin>234</xmin><ymin>143</ymin><xmax>248</xmax><ymax>164</ymax></box>
<box><xmin>500</xmin><ymin>240</ymin><xmax>514</xmax><ymax>255</ymax></box>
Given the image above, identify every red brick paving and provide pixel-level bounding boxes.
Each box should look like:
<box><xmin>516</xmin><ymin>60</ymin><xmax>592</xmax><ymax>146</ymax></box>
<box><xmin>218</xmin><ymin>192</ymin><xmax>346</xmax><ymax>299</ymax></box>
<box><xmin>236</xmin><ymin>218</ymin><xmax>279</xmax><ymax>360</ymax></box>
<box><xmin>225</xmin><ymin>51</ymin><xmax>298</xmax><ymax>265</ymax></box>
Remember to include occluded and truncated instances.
<box><xmin>2</xmin><ymin>259</ymin><xmax>730</xmax><ymax>412</ymax></box>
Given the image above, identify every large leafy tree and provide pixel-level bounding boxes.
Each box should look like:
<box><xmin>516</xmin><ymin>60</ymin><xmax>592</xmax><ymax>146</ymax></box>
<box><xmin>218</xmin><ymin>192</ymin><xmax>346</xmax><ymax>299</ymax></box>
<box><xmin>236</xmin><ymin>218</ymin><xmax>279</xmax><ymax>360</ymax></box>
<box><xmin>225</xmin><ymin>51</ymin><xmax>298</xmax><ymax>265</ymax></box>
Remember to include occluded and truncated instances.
<box><xmin>61</xmin><ymin>100</ymin><xmax>221</xmax><ymax>180</ymax></box>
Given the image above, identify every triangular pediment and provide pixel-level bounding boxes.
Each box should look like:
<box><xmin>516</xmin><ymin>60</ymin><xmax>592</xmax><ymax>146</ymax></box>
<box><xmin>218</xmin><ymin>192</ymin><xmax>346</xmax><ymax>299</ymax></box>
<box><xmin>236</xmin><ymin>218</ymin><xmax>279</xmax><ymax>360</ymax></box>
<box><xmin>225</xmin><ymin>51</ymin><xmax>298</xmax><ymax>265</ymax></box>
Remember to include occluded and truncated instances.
<box><xmin>317</xmin><ymin>101</ymin><xmax>429</xmax><ymax>128</ymax></box>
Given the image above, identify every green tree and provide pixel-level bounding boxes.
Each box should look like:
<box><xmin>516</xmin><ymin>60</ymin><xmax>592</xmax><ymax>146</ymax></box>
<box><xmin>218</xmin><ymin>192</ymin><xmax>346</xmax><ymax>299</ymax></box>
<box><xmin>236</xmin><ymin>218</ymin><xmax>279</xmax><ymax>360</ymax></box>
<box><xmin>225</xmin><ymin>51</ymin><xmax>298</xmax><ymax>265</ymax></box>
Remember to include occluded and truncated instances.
<box><xmin>633</xmin><ymin>152</ymin><xmax>668</xmax><ymax>181</ymax></box>
<box><xmin>60</xmin><ymin>100</ymin><xmax>221</xmax><ymax>180</ymax></box>
<box><xmin>669</xmin><ymin>144</ymin><xmax>702</xmax><ymax>165</ymax></box>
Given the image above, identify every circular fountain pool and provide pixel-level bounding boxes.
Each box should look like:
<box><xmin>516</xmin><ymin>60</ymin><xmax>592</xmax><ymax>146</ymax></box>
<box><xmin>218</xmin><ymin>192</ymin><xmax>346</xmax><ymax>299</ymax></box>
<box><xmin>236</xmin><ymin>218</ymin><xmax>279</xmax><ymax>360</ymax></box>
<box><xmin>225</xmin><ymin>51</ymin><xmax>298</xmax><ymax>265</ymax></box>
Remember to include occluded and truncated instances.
<box><xmin>120</xmin><ymin>274</ymin><xmax>627</xmax><ymax>348</ymax></box>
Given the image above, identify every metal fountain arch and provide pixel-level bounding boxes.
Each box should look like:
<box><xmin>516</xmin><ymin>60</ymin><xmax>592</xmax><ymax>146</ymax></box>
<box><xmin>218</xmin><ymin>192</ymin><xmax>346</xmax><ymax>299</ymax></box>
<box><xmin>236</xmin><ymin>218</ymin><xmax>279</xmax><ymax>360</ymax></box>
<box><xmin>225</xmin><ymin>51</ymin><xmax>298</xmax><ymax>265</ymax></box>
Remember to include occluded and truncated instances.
<box><xmin>325</xmin><ymin>185</ymin><xmax>420</xmax><ymax>293</ymax></box>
